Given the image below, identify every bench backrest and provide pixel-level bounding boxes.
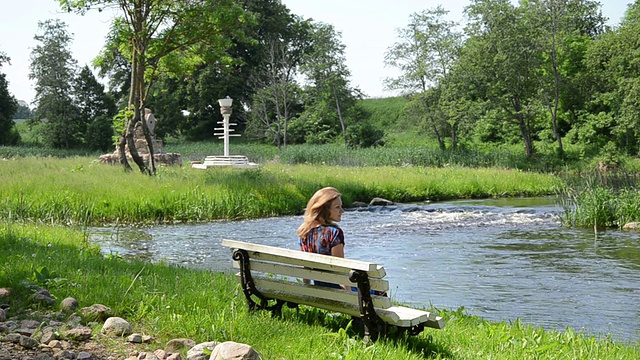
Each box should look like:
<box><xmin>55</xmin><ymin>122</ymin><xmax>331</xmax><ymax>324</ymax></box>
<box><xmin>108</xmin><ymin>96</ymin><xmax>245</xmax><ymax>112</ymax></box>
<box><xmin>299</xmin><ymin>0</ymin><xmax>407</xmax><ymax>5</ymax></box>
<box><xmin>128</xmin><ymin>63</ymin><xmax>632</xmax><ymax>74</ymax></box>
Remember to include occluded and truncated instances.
<box><xmin>221</xmin><ymin>239</ymin><xmax>392</xmax><ymax>313</ymax></box>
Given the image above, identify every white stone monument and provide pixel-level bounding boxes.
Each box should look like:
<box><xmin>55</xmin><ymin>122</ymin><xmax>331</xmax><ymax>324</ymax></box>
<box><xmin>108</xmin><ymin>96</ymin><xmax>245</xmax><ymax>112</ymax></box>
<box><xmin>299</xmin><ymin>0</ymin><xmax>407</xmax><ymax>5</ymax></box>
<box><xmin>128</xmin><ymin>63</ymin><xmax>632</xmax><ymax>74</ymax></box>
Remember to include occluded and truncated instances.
<box><xmin>192</xmin><ymin>97</ymin><xmax>258</xmax><ymax>169</ymax></box>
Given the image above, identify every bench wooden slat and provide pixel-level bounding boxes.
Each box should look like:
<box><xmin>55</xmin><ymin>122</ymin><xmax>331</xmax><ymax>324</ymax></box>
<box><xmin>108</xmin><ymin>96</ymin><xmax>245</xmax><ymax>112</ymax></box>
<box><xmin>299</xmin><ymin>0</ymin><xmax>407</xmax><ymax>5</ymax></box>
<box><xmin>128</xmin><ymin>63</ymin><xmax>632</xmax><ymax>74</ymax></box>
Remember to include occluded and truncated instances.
<box><xmin>236</xmin><ymin>274</ymin><xmax>443</xmax><ymax>328</ymax></box>
<box><xmin>232</xmin><ymin>260</ymin><xmax>390</xmax><ymax>293</ymax></box>
<box><xmin>222</xmin><ymin>239</ymin><xmax>386</xmax><ymax>278</ymax></box>
<box><xmin>376</xmin><ymin>306</ymin><xmax>445</xmax><ymax>329</ymax></box>
<box><xmin>245</xmin><ymin>274</ymin><xmax>393</xmax><ymax>309</ymax></box>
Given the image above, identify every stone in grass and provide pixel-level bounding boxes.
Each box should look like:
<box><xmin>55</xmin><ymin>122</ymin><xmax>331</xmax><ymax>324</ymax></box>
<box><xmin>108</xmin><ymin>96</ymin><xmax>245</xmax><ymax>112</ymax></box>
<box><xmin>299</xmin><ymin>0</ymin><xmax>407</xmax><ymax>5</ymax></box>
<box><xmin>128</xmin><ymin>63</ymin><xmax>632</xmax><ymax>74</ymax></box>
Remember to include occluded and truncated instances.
<box><xmin>60</xmin><ymin>297</ymin><xmax>79</xmax><ymax>312</ymax></box>
<box><xmin>101</xmin><ymin>317</ymin><xmax>132</xmax><ymax>337</ymax></box>
<box><xmin>81</xmin><ymin>304</ymin><xmax>113</xmax><ymax>322</ymax></box>
<box><xmin>210</xmin><ymin>341</ymin><xmax>262</xmax><ymax>360</ymax></box>
<box><xmin>164</xmin><ymin>338</ymin><xmax>196</xmax><ymax>353</ymax></box>
<box><xmin>63</xmin><ymin>326</ymin><xmax>93</xmax><ymax>341</ymax></box>
<box><xmin>19</xmin><ymin>335</ymin><xmax>40</xmax><ymax>349</ymax></box>
<box><xmin>187</xmin><ymin>341</ymin><xmax>219</xmax><ymax>360</ymax></box>
<box><xmin>127</xmin><ymin>333</ymin><xmax>143</xmax><ymax>343</ymax></box>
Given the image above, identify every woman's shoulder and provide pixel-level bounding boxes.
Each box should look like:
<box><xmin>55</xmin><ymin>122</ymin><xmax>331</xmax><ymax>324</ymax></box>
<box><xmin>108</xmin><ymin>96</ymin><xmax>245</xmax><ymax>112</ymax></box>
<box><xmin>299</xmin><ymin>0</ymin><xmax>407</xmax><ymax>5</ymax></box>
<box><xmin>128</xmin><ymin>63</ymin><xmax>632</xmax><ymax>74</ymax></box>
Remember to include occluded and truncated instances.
<box><xmin>321</xmin><ymin>224</ymin><xmax>341</xmax><ymax>231</ymax></box>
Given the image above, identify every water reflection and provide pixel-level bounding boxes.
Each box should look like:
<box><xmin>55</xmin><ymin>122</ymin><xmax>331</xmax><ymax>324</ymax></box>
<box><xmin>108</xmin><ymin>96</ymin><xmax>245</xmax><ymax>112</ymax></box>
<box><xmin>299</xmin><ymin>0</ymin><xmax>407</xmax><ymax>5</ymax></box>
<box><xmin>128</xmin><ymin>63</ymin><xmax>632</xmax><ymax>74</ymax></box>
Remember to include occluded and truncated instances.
<box><xmin>89</xmin><ymin>197</ymin><xmax>640</xmax><ymax>342</ymax></box>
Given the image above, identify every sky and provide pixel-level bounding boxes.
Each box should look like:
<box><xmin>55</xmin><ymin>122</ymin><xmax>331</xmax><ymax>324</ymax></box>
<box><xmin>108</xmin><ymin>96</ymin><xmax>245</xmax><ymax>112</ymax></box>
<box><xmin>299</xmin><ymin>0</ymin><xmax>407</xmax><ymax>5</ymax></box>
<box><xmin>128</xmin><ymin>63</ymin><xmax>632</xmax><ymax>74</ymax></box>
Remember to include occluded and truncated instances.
<box><xmin>0</xmin><ymin>0</ymin><xmax>633</xmax><ymax>105</ymax></box>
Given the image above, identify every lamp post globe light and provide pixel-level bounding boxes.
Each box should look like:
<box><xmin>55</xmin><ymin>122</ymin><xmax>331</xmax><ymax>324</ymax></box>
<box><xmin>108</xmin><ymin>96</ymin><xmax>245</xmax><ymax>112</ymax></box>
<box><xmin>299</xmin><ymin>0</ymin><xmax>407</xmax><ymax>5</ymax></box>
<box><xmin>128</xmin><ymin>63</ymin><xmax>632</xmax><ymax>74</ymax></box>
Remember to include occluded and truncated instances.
<box><xmin>217</xmin><ymin>97</ymin><xmax>233</xmax><ymax>157</ymax></box>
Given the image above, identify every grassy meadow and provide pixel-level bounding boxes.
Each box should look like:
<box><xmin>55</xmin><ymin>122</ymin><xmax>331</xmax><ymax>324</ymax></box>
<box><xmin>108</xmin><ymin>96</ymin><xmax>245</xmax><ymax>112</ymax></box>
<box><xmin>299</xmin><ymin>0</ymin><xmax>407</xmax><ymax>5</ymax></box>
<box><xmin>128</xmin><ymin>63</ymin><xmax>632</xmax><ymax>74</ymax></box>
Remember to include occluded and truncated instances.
<box><xmin>0</xmin><ymin>155</ymin><xmax>563</xmax><ymax>225</ymax></box>
<box><xmin>2</xmin><ymin>222</ymin><xmax>638</xmax><ymax>359</ymax></box>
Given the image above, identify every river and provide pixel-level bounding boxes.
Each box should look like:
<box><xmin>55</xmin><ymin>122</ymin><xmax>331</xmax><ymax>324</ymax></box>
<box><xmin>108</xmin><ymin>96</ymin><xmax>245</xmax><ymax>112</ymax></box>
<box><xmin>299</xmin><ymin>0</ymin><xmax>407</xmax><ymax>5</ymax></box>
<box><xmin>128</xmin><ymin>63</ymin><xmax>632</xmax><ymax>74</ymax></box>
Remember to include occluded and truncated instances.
<box><xmin>89</xmin><ymin>197</ymin><xmax>640</xmax><ymax>343</ymax></box>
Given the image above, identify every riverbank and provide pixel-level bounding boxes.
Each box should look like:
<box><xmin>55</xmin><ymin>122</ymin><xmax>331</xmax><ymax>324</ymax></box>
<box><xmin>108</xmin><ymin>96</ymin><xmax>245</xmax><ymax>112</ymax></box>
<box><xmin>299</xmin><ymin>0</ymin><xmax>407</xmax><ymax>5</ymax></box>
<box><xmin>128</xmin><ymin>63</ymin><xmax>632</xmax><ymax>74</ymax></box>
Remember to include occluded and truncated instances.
<box><xmin>1</xmin><ymin>222</ymin><xmax>638</xmax><ymax>359</ymax></box>
<box><xmin>0</xmin><ymin>156</ymin><xmax>563</xmax><ymax>226</ymax></box>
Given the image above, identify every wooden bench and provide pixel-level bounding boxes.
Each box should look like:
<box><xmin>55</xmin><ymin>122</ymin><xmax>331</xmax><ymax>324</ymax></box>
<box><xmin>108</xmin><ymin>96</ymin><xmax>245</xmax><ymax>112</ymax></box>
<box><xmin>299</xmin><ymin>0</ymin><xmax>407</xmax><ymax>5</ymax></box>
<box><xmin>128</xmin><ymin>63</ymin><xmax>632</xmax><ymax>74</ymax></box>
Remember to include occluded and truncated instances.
<box><xmin>221</xmin><ymin>239</ymin><xmax>445</xmax><ymax>341</ymax></box>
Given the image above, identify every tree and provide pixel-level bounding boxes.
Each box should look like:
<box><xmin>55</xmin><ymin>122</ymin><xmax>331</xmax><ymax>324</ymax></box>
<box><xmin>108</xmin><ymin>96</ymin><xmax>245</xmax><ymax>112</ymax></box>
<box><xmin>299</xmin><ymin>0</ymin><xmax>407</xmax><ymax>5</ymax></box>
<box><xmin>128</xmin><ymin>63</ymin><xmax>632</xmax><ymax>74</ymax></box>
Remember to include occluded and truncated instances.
<box><xmin>75</xmin><ymin>65</ymin><xmax>117</xmax><ymax>150</ymax></box>
<box><xmin>461</xmin><ymin>0</ymin><xmax>541</xmax><ymax>157</ymax></box>
<box><xmin>248</xmin><ymin>16</ymin><xmax>312</xmax><ymax>149</ymax></box>
<box><xmin>384</xmin><ymin>7</ymin><xmax>463</xmax><ymax>149</ymax></box>
<box><xmin>580</xmin><ymin>1</ymin><xmax>640</xmax><ymax>157</ymax></box>
<box><xmin>384</xmin><ymin>6</ymin><xmax>462</xmax><ymax>94</ymax></box>
<box><xmin>524</xmin><ymin>0</ymin><xmax>606</xmax><ymax>156</ymax></box>
<box><xmin>61</xmin><ymin>0</ymin><xmax>248</xmax><ymax>174</ymax></box>
<box><xmin>29</xmin><ymin>19</ymin><xmax>84</xmax><ymax>149</ymax></box>
<box><xmin>0</xmin><ymin>52</ymin><xmax>19</xmax><ymax>145</ymax></box>
<box><xmin>300</xmin><ymin>22</ymin><xmax>360</xmax><ymax>147</ymax></box>
<box><xmin>13</xmin><ymin>100</ymin><xmax>33</xmax><ymax>119</ymax></box>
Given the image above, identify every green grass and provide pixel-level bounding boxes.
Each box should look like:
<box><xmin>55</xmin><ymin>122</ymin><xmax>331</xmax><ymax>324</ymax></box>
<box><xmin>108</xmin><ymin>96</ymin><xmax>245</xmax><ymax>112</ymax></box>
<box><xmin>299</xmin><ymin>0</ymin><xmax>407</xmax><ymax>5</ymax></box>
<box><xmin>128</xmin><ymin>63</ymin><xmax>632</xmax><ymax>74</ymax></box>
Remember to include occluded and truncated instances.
<box><xmin>1</xmin><ymin>222</ymin><xmax>638</xmax><ymax>359</ymax></box>
<box><xmin>559</xmin><ymin>178</ymin><xmax>640</xmax><ymax>229</ymax></box>
<box><xmin>0</xmin><ymin>156</ymin><xmax>564</xmax><ymax>225</ymax></box>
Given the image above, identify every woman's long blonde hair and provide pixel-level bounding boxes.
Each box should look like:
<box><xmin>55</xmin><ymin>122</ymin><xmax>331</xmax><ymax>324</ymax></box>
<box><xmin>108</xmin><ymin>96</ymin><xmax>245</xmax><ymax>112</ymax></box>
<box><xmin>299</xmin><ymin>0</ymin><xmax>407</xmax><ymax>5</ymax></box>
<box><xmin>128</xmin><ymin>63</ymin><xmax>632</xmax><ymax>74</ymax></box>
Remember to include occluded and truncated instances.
<box><xmin>296</xmin><ymin>187</ymin><xmax>341</xmax><ymax>239</ymax></box>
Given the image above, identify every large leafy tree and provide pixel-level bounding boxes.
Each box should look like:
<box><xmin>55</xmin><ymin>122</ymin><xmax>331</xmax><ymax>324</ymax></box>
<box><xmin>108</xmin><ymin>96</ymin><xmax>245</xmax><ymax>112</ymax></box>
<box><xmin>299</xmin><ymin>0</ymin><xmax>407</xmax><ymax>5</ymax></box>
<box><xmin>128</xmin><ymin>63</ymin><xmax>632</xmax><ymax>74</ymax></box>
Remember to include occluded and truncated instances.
<box><xmin>523</xmin><ymin>0</ymin><xmax>605</xmax><ymax>156</ymax></box>
<box><xmin>75</xmin><ymin>65</ymin><xmax>117</xmax><ymax>151</ymax></box>
<box><xmin>146</xmin><ymin>0</ymin><xmax>303</xmax><ymax>142</ymax></box>
<box><xmin>60</xmin><ymin>0</ymin><xmax>248</xmax><ymax>174</ymax></box>
<box><xmin>461</xmin><ymin>0</ymin><xmax>541</xmax><ymax>157</ymax></box>
<box><xmin>299</xmin><ymin>22</ymin><xmax>360</xmax><ymax>147</ymax></box>
<box><xmin>384</xmin><ymin>6</ymin><xmax>462</xmax><ymax>94</ymax></box>
<box><xmin>580</xmin><ymin>1</ymin><xmax>640</xmax><ymax>157</ymax></box>
<box><xmin>384</xmin><ymin>7</ymin><xmax>463</xmax><ymax>148</ymax></box>
<box><xmin>29</xmin><ymin>19</ymin><xmax>84</xmax><ymax>149</ymax></box>
<box><xmin>247</xmin><ymin>15</ymin><xmax>312</xmax><ymax>149</ymax></box>
<box><xmin>0</xmin><ymin>52</ymin><xmax>19</xmax><ymax>145</ymax></box>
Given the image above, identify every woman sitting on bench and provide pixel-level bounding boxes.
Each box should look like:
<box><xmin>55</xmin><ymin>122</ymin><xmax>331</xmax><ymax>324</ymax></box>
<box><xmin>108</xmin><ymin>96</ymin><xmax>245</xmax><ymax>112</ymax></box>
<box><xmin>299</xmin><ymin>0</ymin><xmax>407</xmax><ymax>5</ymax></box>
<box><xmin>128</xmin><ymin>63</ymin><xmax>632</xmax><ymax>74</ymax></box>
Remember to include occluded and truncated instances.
<box><xmin>296</xmin><ymin>187</ymin><xmax>386</xmax><ymax>296</ymax></box>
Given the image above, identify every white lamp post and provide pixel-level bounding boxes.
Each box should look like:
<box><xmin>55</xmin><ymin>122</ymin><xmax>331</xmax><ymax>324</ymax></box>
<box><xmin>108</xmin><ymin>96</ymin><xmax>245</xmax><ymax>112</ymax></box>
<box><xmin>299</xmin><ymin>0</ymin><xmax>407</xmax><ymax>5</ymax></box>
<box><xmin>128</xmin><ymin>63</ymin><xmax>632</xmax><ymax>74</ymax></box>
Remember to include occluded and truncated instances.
<box><xmin>193</xmin><ymin>95</ymin><xmax>256</xmax><ymax>169</ymax></box>
<box><xmin>216</xmin><ymin>97</ymin><xmax>233</xmax><ymax>157</ymax></box>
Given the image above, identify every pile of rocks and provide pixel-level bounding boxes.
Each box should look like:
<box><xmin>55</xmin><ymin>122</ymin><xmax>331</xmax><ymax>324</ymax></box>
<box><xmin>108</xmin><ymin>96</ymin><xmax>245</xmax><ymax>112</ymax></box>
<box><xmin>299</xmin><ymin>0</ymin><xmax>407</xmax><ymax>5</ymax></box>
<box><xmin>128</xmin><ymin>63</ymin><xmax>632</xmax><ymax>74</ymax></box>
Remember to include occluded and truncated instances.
<box><xmin>0</xmin><ymin>287</ymin><xmax>261</xmax><ymax>360</ymax></box>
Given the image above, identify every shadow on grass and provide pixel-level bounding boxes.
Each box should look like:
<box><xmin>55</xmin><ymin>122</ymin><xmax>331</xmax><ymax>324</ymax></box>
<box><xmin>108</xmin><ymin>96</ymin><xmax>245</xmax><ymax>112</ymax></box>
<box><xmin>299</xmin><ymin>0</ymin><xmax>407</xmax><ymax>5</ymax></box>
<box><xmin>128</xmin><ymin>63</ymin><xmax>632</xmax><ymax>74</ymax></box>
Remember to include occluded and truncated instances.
<box><xmin>280</xmin><ymin>305</ymin><xmax>452</xmax><ymax>359</ymax></box>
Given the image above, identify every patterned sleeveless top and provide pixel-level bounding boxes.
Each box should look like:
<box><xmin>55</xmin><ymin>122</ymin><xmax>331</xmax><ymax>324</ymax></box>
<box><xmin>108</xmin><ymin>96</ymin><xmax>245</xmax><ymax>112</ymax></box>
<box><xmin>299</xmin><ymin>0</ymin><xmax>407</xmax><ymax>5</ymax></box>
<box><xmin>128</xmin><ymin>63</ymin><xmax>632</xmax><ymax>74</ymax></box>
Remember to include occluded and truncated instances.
<box><xmin>298</xmin><ymin>225</ymin><xmax>344</xmax><ymax>255</ymax></box>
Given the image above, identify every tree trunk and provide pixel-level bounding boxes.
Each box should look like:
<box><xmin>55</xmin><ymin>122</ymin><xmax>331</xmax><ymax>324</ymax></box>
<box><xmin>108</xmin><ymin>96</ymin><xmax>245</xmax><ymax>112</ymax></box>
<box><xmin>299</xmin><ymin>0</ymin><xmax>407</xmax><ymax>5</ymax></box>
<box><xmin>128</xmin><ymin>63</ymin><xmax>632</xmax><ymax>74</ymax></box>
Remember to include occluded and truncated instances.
<box><xmin>513</xmin><ymin>96</ymin><xmax>533</xmax><ymax>158</ymax></box>
<box><xmin>136</xmin><ymin>62</ymin><xmax>155</xmax><ymax>174</ymax></box>
<box><xmin>125</xmin><ymin>48</ymin><xmax>148</xmax><ymax>174</ymax></box>
<box><xmin>117</xmin><ymin>131</ymin><xmax>132</xmax><ymax>171</ymax></box>
<box><xmin>550</xmin><ymin>42</ymin><xmax>564</xmax><ymax>156</ymax></box>
<box><xmin>334</xmin><ymin>88</ymin><xmax>347</xmax><ymax>147</ymax></box>
<box><xmin>428</xmin><ymin>114</ymin><xmax>445</xmax><ymax>151</ymax></box>
<box><xmin>451</xmin><ymin>121</ymin><xmax>458</xmax><ymax>149</ymax></box>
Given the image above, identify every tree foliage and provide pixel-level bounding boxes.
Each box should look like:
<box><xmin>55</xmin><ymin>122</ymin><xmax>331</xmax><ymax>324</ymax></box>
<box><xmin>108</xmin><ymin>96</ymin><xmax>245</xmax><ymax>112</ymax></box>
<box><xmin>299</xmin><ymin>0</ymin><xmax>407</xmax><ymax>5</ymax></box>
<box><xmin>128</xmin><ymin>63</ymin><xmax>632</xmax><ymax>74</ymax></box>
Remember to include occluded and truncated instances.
<box><xmin>0</xmin><ymin>52</ymin><xmax>19</xmax><ymax>145</ymax></box>
<box><xmin>60</xmin><ymin>0</ymin><xmax>249</xmax><ymax>174</ymax></box>
<box><xmin>29</xmin><ymin>19</ymin><xmax>84</xmax><ymax>149</ymax></box>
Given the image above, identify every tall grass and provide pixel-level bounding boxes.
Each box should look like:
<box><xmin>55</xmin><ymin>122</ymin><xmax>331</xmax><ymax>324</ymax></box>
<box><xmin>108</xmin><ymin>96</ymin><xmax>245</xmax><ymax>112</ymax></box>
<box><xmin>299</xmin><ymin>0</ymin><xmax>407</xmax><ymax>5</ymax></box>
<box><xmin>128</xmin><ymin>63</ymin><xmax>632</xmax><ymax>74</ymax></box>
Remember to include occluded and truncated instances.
<box><xmin>0</xmin><ymin>145</ymin><xmax>101</xmax><ymax>158</ymax></box>
<box><xmin>1</xmin><ymin>222</ymin><xmax>638</xmax><ymax>359</ymax></box>
<box><xmin>559</xmin><ymin>178</ymin><xmax>640</xmax><ymax>229</ymax></box>
<box><xmin>0</xmin><ymin>157</ymin><xmax>563</xmax><ymax>225</ymax></box>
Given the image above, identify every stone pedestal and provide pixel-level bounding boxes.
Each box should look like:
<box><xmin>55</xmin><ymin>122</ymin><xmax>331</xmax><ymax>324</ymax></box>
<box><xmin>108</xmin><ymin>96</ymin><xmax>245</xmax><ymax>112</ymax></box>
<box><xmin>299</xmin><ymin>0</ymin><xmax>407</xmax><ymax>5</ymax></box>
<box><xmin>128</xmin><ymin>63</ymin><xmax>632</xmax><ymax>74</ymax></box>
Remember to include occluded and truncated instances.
<box><xmin>191</xmin><ymin>155</ymin><xmax>258</xmax><ymax>169</ymax></box>
<box><xmin>99</xmin><ymin>111</ymin><xmax>182</xmax><ymax>167</ymax></box>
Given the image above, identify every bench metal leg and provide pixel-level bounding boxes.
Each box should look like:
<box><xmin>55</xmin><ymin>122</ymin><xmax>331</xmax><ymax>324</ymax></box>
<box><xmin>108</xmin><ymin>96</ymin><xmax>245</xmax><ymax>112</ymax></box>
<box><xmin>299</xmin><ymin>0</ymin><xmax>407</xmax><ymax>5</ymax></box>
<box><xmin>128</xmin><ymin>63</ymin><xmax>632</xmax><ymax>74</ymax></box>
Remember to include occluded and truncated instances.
<box><xmin>232</xmin><ymin>249</ymin><xmax>297</xmax><ymax>316</ymax></box>
<box><xmin>233</xmin><ymin>249</ymin><xmax>269</xmax><ymax>310</ymax></box>
<box><xmin>349</xmin><ymin>270</ymin><xmax>385</xmax><ymax>342</ymax></box>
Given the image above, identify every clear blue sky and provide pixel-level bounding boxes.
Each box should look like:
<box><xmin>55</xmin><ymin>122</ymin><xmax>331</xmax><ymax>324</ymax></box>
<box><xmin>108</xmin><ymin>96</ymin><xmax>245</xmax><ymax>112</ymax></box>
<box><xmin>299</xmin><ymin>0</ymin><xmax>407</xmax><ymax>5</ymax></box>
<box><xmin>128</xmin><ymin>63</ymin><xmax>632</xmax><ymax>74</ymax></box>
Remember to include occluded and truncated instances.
<box><xmin>0</xmin><ymin>0</ymin><xmax>632</xmax><ymax>104</ymax></box>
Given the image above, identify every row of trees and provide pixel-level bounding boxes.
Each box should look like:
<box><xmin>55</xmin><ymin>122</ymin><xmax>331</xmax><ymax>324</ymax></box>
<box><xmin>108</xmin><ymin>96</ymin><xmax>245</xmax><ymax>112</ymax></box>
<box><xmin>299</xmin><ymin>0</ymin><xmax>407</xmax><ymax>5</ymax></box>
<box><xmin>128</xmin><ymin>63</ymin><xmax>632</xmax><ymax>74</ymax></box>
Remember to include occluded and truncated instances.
<box><xmin>1</xmin><ymin>1</ymin><xmax>369</xmax><ymax>174</ymax></box>
<box><xmin>384</xmin><ymin>0</ymin><xmax>640</xmax><ymax>161</ymax></box>
<box><xmin>3</xmin><ymin>0</ymin><xmax>638</xmax><ymax>170</ymax></box>
<box><xmin>61</xmin><ymin>0</ymin><xmax>368</xmax><ymax>174</ymax></box>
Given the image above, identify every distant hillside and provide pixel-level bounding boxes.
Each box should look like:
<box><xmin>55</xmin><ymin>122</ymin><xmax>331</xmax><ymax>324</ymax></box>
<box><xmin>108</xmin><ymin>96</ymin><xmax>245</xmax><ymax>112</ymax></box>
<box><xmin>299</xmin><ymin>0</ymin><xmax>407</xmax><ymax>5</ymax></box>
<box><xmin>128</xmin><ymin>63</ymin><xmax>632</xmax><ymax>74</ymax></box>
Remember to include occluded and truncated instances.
<box><xmin>358</xmin><ymin>96</ymin><xmax>409</xmax><ymax>129</ymax></box>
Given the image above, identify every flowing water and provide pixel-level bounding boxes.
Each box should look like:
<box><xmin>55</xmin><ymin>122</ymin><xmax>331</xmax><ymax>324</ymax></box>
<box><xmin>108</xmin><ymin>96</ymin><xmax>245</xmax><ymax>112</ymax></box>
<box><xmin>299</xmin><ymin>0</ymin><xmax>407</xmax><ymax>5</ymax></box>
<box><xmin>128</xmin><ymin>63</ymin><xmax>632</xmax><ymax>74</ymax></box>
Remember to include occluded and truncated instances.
<box><xmin>90</xmin><ymin>197</ymin><xmax>640</xmax><ymax>342</ymax></box>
